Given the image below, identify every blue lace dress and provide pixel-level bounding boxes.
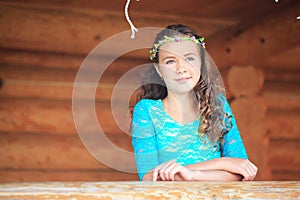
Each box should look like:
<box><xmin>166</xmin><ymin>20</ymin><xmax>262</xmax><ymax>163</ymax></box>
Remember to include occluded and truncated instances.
<box><xmin>131</xmin><ymin>98</ymin><xmax>248</xmax><ymax>180</ymax></box>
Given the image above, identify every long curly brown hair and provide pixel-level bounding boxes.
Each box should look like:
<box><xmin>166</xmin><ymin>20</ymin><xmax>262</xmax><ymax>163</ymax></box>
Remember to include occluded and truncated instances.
<box><xmin>132</xmin><ymin>24</ymin><xmax>232</xmax><ymax>146</ymax></box>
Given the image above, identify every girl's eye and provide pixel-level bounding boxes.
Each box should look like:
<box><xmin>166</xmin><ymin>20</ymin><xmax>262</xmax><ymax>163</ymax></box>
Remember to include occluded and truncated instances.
<box><xmin>186</xmin><ymin>57</ymin><xmax>195</xmax><ymax>62</ymax></box>
<box><xmin>166</xmin><ymin>60</ymin><xmax>176</xmax><ymax>65</ymax></box>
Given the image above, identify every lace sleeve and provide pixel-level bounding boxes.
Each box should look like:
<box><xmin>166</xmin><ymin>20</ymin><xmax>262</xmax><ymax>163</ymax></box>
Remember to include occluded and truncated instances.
<box><xmin>131</xmin><ymin>100</ymin><xmax>159</xmax><ymax>180</ymax></box>
<box><xmin>222</xmin><ymin>99</ymin><xmax>248</xmax><ymax>159</ymax></box>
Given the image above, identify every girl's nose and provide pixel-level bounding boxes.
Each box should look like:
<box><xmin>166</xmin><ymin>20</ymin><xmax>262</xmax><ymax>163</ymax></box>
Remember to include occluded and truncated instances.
<box><xmin>176</xmin><ymin>59</ymin><xmax>188</xmax><ymax>74</ymax></box>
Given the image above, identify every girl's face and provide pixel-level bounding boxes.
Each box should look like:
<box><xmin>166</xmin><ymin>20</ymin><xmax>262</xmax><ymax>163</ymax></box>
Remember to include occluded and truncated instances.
<box><xmin>155</xmin><ymin>39</ymin><xmax>201</xmax><ymax>94</ymax></box>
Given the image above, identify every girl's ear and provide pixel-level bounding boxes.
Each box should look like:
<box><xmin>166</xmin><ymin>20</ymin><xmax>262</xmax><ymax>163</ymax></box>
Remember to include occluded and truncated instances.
<box><xmin>154</xmin><ymin>63</ymin><xmax>163</xmax><ymax>77</ymax></box>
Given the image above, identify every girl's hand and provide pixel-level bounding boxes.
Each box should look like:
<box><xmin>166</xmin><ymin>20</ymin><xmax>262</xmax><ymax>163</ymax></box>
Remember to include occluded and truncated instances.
<box><xmin>152</xmin><ymin>160</ymin><xmax>195</xmax><ymax>181</ymax></box>
<box><xmin>220</xmin><ymin>158</ymin><xmax>258</xmax><ymax>181</ymax></box>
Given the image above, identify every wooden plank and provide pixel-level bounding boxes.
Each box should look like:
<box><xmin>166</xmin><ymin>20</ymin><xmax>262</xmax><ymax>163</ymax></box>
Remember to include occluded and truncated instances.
<box><xmin>0</xmin><ymin>98</ymin><xmax>76</xmax><ymax>135</ymax></box>
<box><xmin>0</xmin><ymin>49</ymin><xmax>149</xmax><ymax>71</ymax></box>
<box><xmin>269</xmin><ymin>139</ymin><xmax>300</xmax><ymax>171</ymax></box>
<box><xmin>262</xmin><ymin>81</ymin><xmax>300</xmax><ymax>111</ymax></box>
<box><xmin>263</xmin><ymin>45</ymin><xmax>300</xmax><ymax>70</ymax></box>
<box><xmin>0</xmin><ymin>133</ymin><xmax>134</xmax><ymax>170</ymax></box>
<box><xmin>272</xmin><ymin>171</ymin><xmax>300</xmax><ymax>181</ymax></box>
<box><xmin>0</xmin><ymin>181</ymin><xmax>299</xmax><ymax>199</ymax></box>
<box><xmin>0</xmin><ymin>98</ymin><xmax>133</xmax><ymax>135</ymax></box>
<box><xmin>0</xmin><ymin>170</ymin><xmax>138</xmax><ymax>182</ymax></box>
<box><xmin>0</xmin><ymin>49</ymin><xmax>85</xmax><ymax>69</ymax></box>
<box><xmin>0</xmin><ymin>0</ymin><xmax>294</xmax><ymax>22</ymax></box>
<box><xmin>1</xmin><ymin>78</ymin><xmax>139</xmax><ymax>103</ymax></box>
<box><xmin>266</xmin><ymin>111</ymin><xmax>300</xmax><ymax>139</ymax></box>
<box><xmin>0</xmin><ymin>65</ymin><xmax>79</xmax><ymax>82</ymax></box>
<box><xmin>0</xmin><ymin>3</ymin><xmax>128</xmax><ymax>55</ymax></box>
<box><xmin>263</xmin><ymin>68</ymin><xmax>300</xmax><ymax>82</ymax></box>
<box><xmin>0</xmin><ymin>98</ymin><xmax>75</xmax><ymax>135</ymax></box>
<box><xmin>0</xmin><ymin>3</ymin><xmax>232</xmax><ymax>55</ymax></box>
<box><xmin>0</xmin><ymin>63</ymin><xmax>130</xmax><ymax>83</ymax></box>
<box><xmin>0</xmin><ymin>78</ymin><xmax>118</xmax><ymax>101</ymax></box>
<box><xmin>0</xmin><ymin>65</ymin><xmax>141</xmax><ymax>101</ymax></box>
<box><xmin>207</xmin><ymin>2</ymin><xmax>300</xmax><ymax>68</ymax></box>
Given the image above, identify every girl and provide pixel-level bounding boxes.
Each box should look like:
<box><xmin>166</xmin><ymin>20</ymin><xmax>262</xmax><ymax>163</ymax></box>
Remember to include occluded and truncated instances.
<box><xmin>131</xmin><ymin>24</ymin><xmax>258</xmax><ymax>181</ymax></box>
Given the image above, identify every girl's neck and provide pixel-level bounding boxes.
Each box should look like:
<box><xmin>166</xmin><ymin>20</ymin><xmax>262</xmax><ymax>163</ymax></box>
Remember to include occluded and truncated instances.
<box><xmin>163</xmin><ymin>91</ymin><xmax>194</xmax><ymax>107</ymax></box>
<box><xmin>162</xmin><ymin>91</ymin><xmax>198</xmax><ymax>124</ymax></box>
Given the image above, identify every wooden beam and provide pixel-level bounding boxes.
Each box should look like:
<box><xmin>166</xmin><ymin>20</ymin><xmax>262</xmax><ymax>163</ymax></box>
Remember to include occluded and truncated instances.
<box><xmin>262</xmin><ymin>81</ymin><xmax>300</xmax><ymax>111</ymax></box>
<box><xmin>0</xmin><ymin>98</ymin><xmax>132</xmax><ymax>135</ymax></box>
<box><xmin>0</xmin><ymin>49</ymin><xmax>148</xmax><ymax>71</ymax></box>
<box><xmin>0</xmin><ymin>56</ymin><xmax>147</xmax><ymax>84</ymax></box>
<box><xmin>0</xmin><ymin>0</ymin><xmax>294</xmax><ymax>22</ymax></box>
<box><xmin>0</xmin><ymin>64</ymin><xmax>141</xmax><ymax>101</ymax></box>
<box><xmin>0</xmin><ymin>49</ymin><xmax>85</xmax><ymax>70</ymax></box>
<box><xmin>0</xmin><ymin>170</ymin><xmax>138</xmax><ymax>182</ymax></box>
<box><xmin>0</xmin><ymin>182</ymin><xmax>299</xmax><ymax>199</ymax></box>
<box><xmin>263</xmin><ymin>68</ymin><xmax>300</xmax><ymax>82</ymax></box>
<box><xmin>0</xmin><ymin>2</ymin><xmax>234</xmax><ymax>55</ymax></box>
<box><xmin>272</xmin><ymin>171</ymin><xmax>300</xmax><ymax>181</ymax></box>
<box><xmin>207</xmin><ymin>2</ymin><xmax>300</xmax><ymax>68</ymax></box>
<box><xmin>266</xmin><ymin>110</ymin><xmax>300</xmax><ymax>139</ymax></box>
<box><xmin>0</xmin><ymin>133</ymin><xmax>134</xmax><ymax>170</ymax></box>
<box><xmin>269</xmin><ymin>139</ymin><xmax>300</xmax><ymax>171</ymax></box>
<box><xmin>263</xmin><ymin>45</ymin><xmax>300</xmax><ymax>70</ymax></box>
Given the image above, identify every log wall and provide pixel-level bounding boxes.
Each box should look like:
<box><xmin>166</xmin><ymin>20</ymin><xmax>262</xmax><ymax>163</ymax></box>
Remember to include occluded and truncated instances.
<box><xmin>0</xmin><ymin>1</ymin><xmax>299</xmax><ymax>182</ymax></box>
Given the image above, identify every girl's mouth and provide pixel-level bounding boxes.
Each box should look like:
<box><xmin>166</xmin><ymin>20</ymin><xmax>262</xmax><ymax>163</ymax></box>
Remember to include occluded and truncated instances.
<box><xmin>174</xmin><ymin>77</ymin><xmax>191</xmax><ymax>83</ymax></box>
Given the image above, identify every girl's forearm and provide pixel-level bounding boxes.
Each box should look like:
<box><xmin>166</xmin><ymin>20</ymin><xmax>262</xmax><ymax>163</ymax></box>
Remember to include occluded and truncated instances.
<box><xmin>185</xmin><ymin>158</ymin><xmax>225</xmax><ymax>171</ymax></box>
<box><xmin>174</xmin><ymin>170</ymin><xmax>242</xmax><ymax>181</ymax></box>
<box><xmin>192</xmin><ymin>170</ymin><xmax>242</xmax><ymax>181</ymax></box>
<box><xmin>143</xmin><ymin>169</ymin><xmax>242</xmax><ymax>181</ymax></box>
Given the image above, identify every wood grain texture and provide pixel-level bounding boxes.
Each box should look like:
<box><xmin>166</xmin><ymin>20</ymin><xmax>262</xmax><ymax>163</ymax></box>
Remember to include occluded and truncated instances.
<box><xmin>269</xmin><ymin>139</ymin><xmax>300</xmax><ymax>172</ymax></box>
<box><xmin>230</xmin><ymin>97</ymin><xmax>270</xmax><ymax>180</ymax></box>
<box><xmin>0</xmin><ymin>170</ymin><xmax>138</xmax><ymax>182</ymax></box>
<box><xmin>208</xmin><ymin>2</ymin><xmax>300</xmax><ymax>68</ymax></box>
<box><xmin>266</xmin><ymin>111</ymin><xmax>300</xmax><ymax>139</ymax></box>
<box><xmin>0</xmin><ymin>98</ymin><xmax>133</xmax><ymax>135</ymax></box>
<box><xmin>0</xmin><ymin>2</ymin><xmax>232</xmax><ymax>55</ymax></box>
<box><xmin>263</xmin><ymin>46</ymin><xmax>300</xmax><ymax>70</ymax></box>
<box><xmin>0</xmin><ymin>133</ymin><xmax>134</xmax><ymax>170</ymax></box>
<box><xmin>0</xmin><ymin>58</ymin><xmax>146</xmax><ymax>101</ymax></box>
<box><xmin>227</xmin><ymin>65</ymin><xmax>264</xmax><ymax>97</ymax></box>
<box><xmin>0</xmin><ymin>182</ymin><xmax>299</xmax><ymax>199</ymax></box>
<box><xmin>272</xmin><ymin>171</ymin><xmax>300</xmax><ymax>181</ymax></box>
<box><xmin>0</xmin><ymin>0</ymin><xmax>299</xmax><ymax>183</ymax></box>
<box><xmin>262</xmin><ymin>81</ymin><xmax>300</xmax><ymax>111</ymax></box>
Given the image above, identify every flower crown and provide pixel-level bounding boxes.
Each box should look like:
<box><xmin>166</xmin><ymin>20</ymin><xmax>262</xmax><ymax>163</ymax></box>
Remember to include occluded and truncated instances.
<box><xmin>149</xmin><ymin>35</ymin><xmax>205</xmax><ymax>61</ymax></box>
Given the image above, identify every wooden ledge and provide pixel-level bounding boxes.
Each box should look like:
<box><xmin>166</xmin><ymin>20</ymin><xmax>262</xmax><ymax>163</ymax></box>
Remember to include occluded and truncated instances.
<box><xmin>0</xmin><ymin>181</ymin><xmax>299</xmax><ymax>199</ymax></box>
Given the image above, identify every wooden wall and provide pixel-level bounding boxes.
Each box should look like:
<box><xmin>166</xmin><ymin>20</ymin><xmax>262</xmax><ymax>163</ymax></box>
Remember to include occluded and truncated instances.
<box><xmin>0</xmin><ymin>1</ymin><xmax>299</xmax><ymax>182</ymax></box>
<box><xmin>208</xmin><ymin>1</ymin><xmax>300</xmax><ymax>180</ymax></box>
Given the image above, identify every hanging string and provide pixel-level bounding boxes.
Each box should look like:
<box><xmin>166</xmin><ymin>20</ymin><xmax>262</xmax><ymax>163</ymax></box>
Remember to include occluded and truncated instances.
<box><xmin>125</xmin><ymin>0</ymin><xmax>138</xmax><ymax>39</ymax></box>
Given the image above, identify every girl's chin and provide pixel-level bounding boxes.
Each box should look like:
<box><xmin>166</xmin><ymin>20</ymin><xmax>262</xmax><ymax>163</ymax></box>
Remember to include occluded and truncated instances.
<box><xmin>169</xmin><ymin>86</ymin><xmax>195</xmax><ymax>94</ymax></box>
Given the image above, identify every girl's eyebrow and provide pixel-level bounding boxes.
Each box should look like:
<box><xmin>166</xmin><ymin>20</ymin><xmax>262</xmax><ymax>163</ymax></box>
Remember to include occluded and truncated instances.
<box><xmin>162</xmin><ymin>56</ymin><xmax>176</xmax><ymax>61</ymax></box>
<box><xmin>184</xmin><ymin>53</ymin><xmax>197</xmax><ymax>57</ymax></box>
<box><xmin>162</xmin><ymin>53</ymin><xmax>197</xmax><ymax>61</ymax></box>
